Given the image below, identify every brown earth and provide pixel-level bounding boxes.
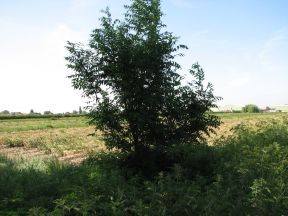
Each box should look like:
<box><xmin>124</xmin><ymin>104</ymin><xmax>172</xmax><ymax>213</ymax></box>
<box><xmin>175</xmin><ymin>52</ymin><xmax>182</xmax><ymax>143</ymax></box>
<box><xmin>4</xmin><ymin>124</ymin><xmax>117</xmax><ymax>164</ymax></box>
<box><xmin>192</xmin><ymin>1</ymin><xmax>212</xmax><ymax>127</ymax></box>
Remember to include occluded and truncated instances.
<box><xmin>0</xmin><ymin>126</ymin><xmax>104</xmax><ymax>164</ymax></box>
<box><xmin>0</xmin><ymin>145</ymin><xmax>89</xmax><ymax>164</ymax></box>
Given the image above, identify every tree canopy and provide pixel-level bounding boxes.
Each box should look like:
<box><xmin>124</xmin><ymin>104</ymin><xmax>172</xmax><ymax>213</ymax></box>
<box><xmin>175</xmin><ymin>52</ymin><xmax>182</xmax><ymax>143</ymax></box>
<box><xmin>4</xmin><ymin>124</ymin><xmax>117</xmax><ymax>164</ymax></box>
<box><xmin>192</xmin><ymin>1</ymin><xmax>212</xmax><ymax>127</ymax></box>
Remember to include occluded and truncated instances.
<box><xmin>242</xmin><ymin>104</ymin><xmax>260</xmax><ymax>113</ymax></box>
<box><xmin>66</xmin><ymin>0</ymin><xmax>221</xmax><ymax>171</ymax></box>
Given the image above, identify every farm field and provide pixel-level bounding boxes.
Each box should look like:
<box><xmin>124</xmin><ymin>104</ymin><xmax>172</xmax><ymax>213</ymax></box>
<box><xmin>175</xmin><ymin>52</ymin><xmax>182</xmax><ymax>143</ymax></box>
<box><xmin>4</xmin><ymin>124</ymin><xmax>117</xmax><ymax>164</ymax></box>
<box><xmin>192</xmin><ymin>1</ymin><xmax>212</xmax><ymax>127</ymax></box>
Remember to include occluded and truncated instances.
<box><xmin>0</xmin><ymin>116</ymin><xmax>88</xmax><ymax>132</ymax></box>
<box><xmin>1</xmin><ymin>113</ymin><xmax>287</xmax><ymax>152</ymax></box>
<box><xmin>209</xmin><ymin>112</ymin><xmax>288</xmax><ymax>143</ymax></box>
<box><xmin>0</xmin><ymin>117</ymin><xmax>104</xmax><ymax>163</ymax></box>
<box><xmin>1</xmin><ymin>113</ymin><xmax>288</xmax><ymax>215</ymax></box>
<box><xmin>0</xmin><ymin>112</ymin><xmax>287</xmax><ymax>165</ymax></box>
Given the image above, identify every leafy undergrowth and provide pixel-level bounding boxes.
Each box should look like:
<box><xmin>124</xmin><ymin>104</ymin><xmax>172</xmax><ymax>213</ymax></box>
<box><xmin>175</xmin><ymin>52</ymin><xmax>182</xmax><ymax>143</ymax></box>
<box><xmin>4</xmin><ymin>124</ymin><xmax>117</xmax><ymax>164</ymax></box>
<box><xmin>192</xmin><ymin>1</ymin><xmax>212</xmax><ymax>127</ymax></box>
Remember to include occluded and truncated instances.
<box><xmin>1</xmin><ymin>119</ymin><xmax>288</xmax><ymax>215</ymax></box>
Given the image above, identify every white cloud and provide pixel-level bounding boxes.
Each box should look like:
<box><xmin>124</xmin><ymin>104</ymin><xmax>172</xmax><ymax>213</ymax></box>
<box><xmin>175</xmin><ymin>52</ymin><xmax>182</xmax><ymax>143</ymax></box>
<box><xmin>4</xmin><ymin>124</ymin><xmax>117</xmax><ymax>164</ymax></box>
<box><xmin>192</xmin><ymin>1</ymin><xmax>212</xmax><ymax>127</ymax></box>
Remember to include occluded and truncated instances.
<box><xmin>40</xmin><ymin>24</ymin><xmax>84</xmax><ymax>60</ymax></box>
<box><xmin>259</xmin><ymin>28</ymin><xmax>288</xmax><ymax>71</ymax></box>
<box><xmin>0</xmin><ymin>23</ymin><xmax>87</xmax><ymax>113</ymax></box>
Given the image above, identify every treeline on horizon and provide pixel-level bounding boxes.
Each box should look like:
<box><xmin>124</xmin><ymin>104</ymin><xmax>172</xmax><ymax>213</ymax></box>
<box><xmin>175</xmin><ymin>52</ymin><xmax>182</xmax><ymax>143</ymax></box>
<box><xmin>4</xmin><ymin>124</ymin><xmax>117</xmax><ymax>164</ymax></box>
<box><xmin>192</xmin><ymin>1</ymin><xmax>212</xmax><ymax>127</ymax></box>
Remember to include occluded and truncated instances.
<box><xmin>0</xmin><ymin>104</ymin><xmax>276</xmax><ymax>121</ymax></box>
<box><xmin>0</xmin><ymin>113</ymin><xmax>87</xmax><ymax>120</ymax></box>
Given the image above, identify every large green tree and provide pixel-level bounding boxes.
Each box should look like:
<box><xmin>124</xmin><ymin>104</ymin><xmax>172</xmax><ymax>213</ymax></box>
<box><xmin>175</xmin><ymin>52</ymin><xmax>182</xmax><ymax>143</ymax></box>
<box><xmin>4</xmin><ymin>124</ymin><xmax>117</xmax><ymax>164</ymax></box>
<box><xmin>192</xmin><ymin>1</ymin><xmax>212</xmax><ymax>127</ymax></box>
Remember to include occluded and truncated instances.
<box><xmin>66</xmin><ymin>0</ymin><xmax>221</xmax><ymax>168</ymax></box>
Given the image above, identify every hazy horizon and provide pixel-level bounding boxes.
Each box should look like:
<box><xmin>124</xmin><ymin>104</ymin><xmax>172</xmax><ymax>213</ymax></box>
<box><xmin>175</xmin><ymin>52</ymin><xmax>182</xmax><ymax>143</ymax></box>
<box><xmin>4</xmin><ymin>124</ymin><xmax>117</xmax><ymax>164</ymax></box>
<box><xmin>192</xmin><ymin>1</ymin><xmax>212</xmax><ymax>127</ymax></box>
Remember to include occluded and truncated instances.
<box><xmin>1</xmin><ymin>0</ymin><xmax>287</xmax><ymax>113</ymax></box>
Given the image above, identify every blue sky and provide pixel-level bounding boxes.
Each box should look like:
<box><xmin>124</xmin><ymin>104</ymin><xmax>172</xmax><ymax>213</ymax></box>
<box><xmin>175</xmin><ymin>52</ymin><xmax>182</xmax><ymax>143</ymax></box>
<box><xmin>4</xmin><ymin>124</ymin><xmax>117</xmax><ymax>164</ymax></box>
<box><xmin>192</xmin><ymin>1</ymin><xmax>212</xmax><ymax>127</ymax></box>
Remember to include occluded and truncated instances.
<box><xmin>0</xmin><ymin>0</ymin><xmax>287</xmax><ymax>113</ymax></box>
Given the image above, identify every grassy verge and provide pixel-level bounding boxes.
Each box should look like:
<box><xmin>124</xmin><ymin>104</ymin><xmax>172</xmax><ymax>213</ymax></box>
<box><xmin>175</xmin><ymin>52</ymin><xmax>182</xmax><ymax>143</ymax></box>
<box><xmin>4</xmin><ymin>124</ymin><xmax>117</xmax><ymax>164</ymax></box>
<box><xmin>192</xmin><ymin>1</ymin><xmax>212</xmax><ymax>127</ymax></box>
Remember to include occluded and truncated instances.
<box><xmin>0</xmin><ymin>117</ymin><xmax>88</xmax><ymax>132</ymax></box>
<box><xmin>1</xmin><ymin>117</ymin><xmax>288</xmax><ymax>215</ymax></box>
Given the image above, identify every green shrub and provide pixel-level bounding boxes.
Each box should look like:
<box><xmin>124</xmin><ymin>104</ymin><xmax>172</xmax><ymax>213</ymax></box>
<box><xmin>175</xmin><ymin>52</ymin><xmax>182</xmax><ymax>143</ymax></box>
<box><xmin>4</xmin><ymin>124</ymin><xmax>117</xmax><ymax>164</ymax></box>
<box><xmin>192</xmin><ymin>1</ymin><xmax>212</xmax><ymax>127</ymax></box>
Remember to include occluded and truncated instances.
<box><xmin>211</xmin><ymin>119</ymin><xmax>288</xmax><ymax>215</ymax></box>
<box><xmin>242</xmin><ymin>104</ymin><xmax>260</xmax><ymax>113</ymax></box>
<box><xmin>3</xmin><ymin>138</ymin><xmax>25</xmax><ymax>147</ymax></box>
<box><xmin>2</xmin><ymin>118</ymin><xmax>288</xmax><ymax>215</ymax></box>
<box><xmin>66</xmin><ymin>0</ymin><xmax>221</xmax><ymax>175</ymax></box>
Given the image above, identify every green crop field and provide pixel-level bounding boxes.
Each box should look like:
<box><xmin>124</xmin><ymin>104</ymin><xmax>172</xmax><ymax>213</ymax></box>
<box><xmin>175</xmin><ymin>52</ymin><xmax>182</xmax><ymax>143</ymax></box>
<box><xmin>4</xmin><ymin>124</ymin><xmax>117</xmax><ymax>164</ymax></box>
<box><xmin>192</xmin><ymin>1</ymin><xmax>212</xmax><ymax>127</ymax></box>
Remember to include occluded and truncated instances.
<box><xmin>0</xmin><ymin>116</ymin><xmax>88</xmax><ymax>132</ymax></box>
<box><xmin>1</xmin><ymin>113</ymin><xmax>288</xmax><ymax>215</ymax></box>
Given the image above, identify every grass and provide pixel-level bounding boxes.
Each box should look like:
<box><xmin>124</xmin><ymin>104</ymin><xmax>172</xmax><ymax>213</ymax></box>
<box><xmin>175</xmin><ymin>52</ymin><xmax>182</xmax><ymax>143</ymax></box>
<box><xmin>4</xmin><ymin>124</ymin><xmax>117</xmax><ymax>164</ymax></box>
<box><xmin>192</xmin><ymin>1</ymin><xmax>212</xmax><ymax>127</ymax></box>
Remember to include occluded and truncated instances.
<box><xmin>1</xmin><ymin>113</ymin><xmax>288</xmax><ymax>215</ymax></box>
<box><xmin>0</xmin><ymin>127</ymin><xmax>104</xmax><ymax>159</ymax></box>
<box><xmin>207</xmin><ymin>112</ymin><xmax>288</xmax><ymax>143</ymax></box>
<box><xmin>0</xmin><ymin>117</ymin><xmax>88</xmax><ymax>132</ymax></box>
<box><xmin>215</xmin><ymin>111</ymin><xmax>287</xmax><ymax>119</ymax></box>
<box><xmin>0</xmin><ymin>116</ymin><xmax>104</xmax><ymax>161</ymax></box>
<box><xmin>0</xmin><ymin>155</ymin><xmax>84</xmax><ymax>215</ymax></box>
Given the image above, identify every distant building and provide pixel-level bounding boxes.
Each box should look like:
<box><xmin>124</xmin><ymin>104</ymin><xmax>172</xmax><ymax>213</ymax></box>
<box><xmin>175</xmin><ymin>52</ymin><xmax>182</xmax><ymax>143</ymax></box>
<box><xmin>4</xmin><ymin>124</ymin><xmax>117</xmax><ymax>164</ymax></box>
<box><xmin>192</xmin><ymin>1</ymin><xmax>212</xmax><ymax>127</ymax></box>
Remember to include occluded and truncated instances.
<box><xmin>212</xmin><ymin>104</ymin><xmax>288</xmax><ymax>113</ymax></box>
<box><xmin>211</xmin><ymin>105</ymin><xmax>242</xmax><ymax>113</ymax></box>
<box><xmin>271</xmin><ymin>105</ymin><xmax>288</xmax><ymax>113</ymax></box>
<box><xmin>1</xmin><ymin>110</ymin><xmax>10</xmax><ymax>114</ymax></box>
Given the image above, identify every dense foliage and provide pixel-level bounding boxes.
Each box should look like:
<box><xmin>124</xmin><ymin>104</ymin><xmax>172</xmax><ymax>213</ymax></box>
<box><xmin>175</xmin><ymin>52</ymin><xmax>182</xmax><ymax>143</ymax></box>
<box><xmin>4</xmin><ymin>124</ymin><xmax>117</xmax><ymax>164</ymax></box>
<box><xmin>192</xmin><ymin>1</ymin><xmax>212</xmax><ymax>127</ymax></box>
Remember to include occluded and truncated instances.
<box><xmin>66</xmin><ymin>0</ymin><xmax>220</xmax><ymax>171</ymax></box>
<box><xmin>242</xmin><ymin>104</ymin><xmax>260</xmax><ymax>113</ymax></box>
<box><xmin>1</xmin><ymin>118</ymin><xmax>288</xmax><ymax>215</ymax></box>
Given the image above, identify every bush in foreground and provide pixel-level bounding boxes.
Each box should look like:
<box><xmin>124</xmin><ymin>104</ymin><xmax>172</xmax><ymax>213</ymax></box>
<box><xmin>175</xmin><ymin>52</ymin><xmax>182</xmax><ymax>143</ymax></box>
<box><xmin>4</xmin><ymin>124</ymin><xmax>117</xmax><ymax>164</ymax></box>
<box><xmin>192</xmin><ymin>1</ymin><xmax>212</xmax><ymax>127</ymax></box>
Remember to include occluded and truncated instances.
<box><xmin>66</xmin><ymin>0</ymin><xmax>221</xmax><ymax>175</ymax></box>
<box><xmin>1</xmin><ymin>118</ymin><xmax>288</xmax><ymax>215</ymax></box>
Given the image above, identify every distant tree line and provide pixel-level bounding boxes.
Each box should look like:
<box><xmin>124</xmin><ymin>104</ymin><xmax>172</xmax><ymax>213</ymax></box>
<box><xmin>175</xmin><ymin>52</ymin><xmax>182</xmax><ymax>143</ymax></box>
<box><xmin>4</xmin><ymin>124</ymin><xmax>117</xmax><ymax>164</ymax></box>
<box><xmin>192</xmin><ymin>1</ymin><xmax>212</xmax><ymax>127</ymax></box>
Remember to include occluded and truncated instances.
<box><xmin>0</xmin><ymin>113</ymin><xmax>87</xmax><ymax>120</ymax></box>
<box><xmin>0</xmin><ymin>107</ymin><xmax>87</xmax><ymax>120</ymax></box>
<box><xmin>212</xmin><ymin>104</ymin><xmax>282</xmax><ymax>113</ymax></box>
<box><xmin>242</xmin><ymin>104</ymin><xmax>260</xmax><ymax>113</ymax></box>
<box><xmin>1</xmin><ymin>106</ymin><xmax>86</xmax><ymax>116</ymax></box>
